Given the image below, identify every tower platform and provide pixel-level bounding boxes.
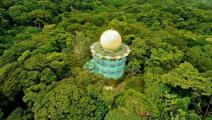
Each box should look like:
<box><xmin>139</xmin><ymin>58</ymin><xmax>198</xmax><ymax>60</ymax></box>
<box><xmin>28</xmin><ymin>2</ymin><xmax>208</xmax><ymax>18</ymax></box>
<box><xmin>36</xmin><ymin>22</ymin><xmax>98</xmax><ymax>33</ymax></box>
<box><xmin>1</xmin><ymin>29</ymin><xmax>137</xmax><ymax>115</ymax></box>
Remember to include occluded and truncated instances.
<box><xmin>84</xmin><ymin>42</ymin><xmax>130</xmax><ymax>79</ymax></box>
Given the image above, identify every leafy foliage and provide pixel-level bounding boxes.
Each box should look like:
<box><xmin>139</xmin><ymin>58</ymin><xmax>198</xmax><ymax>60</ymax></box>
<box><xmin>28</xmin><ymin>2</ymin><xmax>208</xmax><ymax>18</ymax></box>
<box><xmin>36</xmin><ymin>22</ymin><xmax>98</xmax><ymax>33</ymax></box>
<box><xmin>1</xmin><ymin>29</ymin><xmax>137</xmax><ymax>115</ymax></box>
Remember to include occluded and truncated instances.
<box><xmin>0</xmin><ymin>0</ymin><xmax>211</xmax><ymax>119</ymax></box>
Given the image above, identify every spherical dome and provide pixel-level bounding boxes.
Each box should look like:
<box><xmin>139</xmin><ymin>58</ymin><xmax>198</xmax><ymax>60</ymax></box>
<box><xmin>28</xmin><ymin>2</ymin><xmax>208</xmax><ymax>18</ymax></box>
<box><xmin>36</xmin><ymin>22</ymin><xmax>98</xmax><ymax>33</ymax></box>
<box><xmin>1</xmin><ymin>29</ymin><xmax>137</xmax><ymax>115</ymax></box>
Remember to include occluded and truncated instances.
<box><xmin>100</xmin><ymin>29</ymin><xmax>122</xmax><ymax>51</ymax></box>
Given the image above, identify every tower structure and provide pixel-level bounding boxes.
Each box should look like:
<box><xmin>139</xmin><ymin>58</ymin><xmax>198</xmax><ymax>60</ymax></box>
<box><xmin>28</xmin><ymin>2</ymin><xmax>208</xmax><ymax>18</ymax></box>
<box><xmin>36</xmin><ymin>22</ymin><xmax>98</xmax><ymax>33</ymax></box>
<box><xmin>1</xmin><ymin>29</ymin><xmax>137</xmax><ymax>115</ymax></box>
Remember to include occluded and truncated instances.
<box><xmin>85</xmin><ymin>29</ymin><xmax>130</xmax><ymax>79</ymax></box>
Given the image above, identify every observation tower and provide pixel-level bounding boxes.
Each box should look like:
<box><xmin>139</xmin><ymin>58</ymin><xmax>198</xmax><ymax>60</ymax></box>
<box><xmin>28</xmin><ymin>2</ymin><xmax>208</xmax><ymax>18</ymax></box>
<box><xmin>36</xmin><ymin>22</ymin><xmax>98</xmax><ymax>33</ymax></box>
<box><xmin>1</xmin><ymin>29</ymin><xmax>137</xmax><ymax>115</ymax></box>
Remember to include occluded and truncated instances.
<box><xmin>84</xmin><ymin>29</ymin><xmax>130</xmax><ymax>79</ymax></box>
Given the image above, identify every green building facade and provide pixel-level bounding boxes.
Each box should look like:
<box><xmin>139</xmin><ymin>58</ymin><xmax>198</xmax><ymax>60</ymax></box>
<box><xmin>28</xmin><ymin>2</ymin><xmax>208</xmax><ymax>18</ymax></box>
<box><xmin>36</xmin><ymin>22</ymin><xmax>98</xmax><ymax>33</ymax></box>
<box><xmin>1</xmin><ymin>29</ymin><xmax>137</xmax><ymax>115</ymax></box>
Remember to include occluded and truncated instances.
<box><xmin>84</xmin><ymin>42</ymin><xmax>130</xmax><ymax>79</ymax></box>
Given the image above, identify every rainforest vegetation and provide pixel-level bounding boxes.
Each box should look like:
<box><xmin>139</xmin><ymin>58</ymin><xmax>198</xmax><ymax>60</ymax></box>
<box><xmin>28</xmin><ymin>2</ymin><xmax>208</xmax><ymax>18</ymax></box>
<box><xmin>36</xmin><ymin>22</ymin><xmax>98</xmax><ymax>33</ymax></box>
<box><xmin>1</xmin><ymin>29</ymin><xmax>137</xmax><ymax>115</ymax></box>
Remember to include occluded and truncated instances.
<box><xmin>0</xmin><ymin>0</ymin><xmax>212</xmax><ymax>120</ymax></box>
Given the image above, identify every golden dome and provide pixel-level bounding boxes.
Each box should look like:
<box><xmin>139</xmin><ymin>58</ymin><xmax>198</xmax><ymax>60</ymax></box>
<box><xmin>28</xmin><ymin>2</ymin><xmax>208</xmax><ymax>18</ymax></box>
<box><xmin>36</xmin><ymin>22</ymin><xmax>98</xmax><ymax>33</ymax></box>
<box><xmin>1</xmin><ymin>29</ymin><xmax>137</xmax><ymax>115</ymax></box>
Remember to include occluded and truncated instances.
<box><xmin>100</xmin><ymin>29</ymin><xmax>122</xmax><ymax>51</ymax></box>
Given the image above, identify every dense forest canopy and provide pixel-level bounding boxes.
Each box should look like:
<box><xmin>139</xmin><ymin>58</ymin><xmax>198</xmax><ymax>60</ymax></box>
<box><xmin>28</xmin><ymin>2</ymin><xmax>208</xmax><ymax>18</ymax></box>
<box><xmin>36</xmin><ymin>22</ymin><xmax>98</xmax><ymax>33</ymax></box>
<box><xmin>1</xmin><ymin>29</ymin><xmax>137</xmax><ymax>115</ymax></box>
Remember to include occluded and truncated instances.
<box><xmin>0</xmin><ymin>0</ymin><xmax>212</xmax><ymax>119</ymax></box>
